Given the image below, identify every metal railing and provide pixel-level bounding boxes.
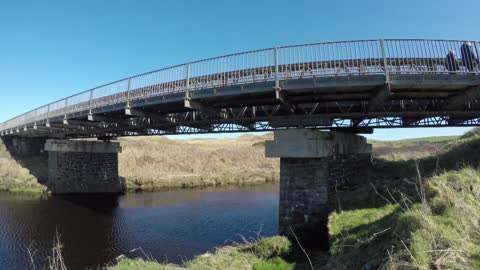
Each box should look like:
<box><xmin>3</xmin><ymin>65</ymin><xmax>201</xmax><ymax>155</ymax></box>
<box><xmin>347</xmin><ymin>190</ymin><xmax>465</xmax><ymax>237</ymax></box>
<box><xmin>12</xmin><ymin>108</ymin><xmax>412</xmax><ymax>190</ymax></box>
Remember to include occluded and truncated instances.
<box><xmin>1</xmin><ymin>39</ymin><xmax>480</xmax><ymax>133</ymax></box>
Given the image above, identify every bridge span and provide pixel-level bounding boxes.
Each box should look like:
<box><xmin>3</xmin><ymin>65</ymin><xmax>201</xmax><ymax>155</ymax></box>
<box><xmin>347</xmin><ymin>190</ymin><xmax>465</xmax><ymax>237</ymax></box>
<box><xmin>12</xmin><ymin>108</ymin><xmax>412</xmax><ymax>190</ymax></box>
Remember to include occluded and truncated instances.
<box><xmin>1</xmin><ymin>39</ymin><xmax>480</xmax><ymax>138</ymax></box>
<box><xmin>2</xmin><ymin>39</ymin><xmax>480</xmax><ymax>253</ymax></box>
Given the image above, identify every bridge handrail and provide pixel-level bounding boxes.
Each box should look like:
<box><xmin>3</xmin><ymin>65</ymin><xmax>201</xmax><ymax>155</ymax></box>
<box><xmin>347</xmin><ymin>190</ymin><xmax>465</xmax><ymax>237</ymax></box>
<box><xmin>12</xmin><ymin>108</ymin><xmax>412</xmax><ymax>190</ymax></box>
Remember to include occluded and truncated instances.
<box><xmin>2</xmin><ymin>39</ymin><xmax>480</xmax><ymax>133</ymax></box>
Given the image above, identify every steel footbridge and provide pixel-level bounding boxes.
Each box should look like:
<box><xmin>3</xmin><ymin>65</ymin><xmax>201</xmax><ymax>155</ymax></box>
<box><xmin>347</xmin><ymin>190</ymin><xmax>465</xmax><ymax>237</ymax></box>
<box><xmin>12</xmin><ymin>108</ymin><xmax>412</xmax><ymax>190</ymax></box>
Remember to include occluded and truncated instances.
<box><xmin>2</xmin><ymin>39</ymin><xmax>480</xmax><ymax>139</ymax></box>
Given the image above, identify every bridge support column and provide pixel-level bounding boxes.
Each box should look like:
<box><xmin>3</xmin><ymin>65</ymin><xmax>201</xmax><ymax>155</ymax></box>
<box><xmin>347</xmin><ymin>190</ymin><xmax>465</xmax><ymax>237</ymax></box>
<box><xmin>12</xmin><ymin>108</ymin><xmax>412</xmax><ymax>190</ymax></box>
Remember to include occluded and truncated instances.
<box><xmin>266</xmin><ymin>129</ymin><xmax>372</xmax><ymax>251</ymax></box>
<box><xmin>45</xmin><ymin>139</ymin><xmax>122</xmax><ymax>194</ymax></box>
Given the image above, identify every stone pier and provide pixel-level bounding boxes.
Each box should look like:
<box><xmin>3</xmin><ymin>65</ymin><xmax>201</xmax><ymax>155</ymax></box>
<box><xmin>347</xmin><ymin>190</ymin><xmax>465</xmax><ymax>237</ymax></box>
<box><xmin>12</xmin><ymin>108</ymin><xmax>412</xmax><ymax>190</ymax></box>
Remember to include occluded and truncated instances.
<box><xmin>266</xmin><ymin>129</ymin><xmax>372</xmax><ymax>250</ymax></box>
<box><xmin>45</xmin><ymin>139</ymin><xmax>122</xmax><ymax>194</ymax></box>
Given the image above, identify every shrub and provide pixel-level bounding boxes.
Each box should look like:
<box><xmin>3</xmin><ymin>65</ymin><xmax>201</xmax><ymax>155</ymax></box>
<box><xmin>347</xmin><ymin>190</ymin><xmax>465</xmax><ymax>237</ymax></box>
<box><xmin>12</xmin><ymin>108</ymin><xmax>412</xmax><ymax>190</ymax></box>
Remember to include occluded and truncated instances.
<box><xmin>253</xmin><ymin>236</ymin><xmax>291</xmax><ymax>259</ymax></box>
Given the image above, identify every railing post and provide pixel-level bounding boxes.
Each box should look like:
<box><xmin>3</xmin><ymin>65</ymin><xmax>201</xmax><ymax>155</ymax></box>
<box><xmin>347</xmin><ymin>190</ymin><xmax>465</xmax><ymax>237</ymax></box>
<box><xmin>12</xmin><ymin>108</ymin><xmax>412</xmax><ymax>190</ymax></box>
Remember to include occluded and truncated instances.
<box><xmin>89</xmin><ymin>89</ymin><xmax>94</xmax><ymax>110</ymax></box>
<box><xmin>126</xmin><ymin>78</ymin><xmax>132</xmax><ymax>108</ymax></box>
<box><xmin>274</xmin><ymin>47</ymin><xmax>280</xmax><ymax>90</ymax></box>
<box><xmin>33</xmin><ymin>109</ymin><xmax>38</xmax><ymax>129</ymax></box>
<box><xmin>475</xmin><ymin>41</ymin><xmax>480</xmax><ymax>73</ymax></box>
<box><xmin>64</xmin><ymin>98</ymin><xmax>68</xmax><ymax>120</ymax></box>
<box><xmin>380</xmin><ymin>39</ymin><xmax>390</xmax><ymax>84</ymax></box>
<box><xmin>185</xmin><ymin>64</ymin><xmax>191</xmax><ymax>99</ymax></box>
<box><xmin>46</xmin><ymin>104</ymin><xmax>51</xmax><ymax>127</ymax></box>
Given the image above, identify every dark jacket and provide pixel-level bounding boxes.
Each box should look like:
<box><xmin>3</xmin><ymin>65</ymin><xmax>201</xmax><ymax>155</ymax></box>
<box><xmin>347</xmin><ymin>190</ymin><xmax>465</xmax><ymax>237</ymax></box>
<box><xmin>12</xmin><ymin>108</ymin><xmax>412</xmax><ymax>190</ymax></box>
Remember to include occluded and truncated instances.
<box><xmin>461</xmin><ymin>43</ymin><xmax>479</xmax><ymax>71</ymax></box>
<box><xmin>446</xmin><ymin>52</ymin><xmax>459</xmax><ymax>72</ymax></box>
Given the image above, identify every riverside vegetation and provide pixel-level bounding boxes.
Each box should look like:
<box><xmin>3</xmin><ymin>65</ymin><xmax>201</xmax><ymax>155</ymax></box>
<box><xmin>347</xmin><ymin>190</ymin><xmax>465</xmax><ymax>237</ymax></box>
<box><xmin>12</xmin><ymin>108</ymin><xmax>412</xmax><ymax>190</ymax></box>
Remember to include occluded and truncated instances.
<box><xmin>118</xmin><ymin>134</ymin><xmax>278</xmax><ymax>191</ymax></box>
<box><xmin>3</xmin><ymin>131</ymin><xmax>480</xmax><ymax>269</ymax></box>
<box><xmin>106</xmin><ymin>131</ymin><xmax>480</xmax><ymax>269</ymax></box>
<box><xmin>0</xmin><ymin>141</ymin><xmax>46</xmax><ymax>193</ymax></box>
<box><xmin>0</xmin><ymin>134</ymin><xmax>278</xmax><ymax>193</ymax></box>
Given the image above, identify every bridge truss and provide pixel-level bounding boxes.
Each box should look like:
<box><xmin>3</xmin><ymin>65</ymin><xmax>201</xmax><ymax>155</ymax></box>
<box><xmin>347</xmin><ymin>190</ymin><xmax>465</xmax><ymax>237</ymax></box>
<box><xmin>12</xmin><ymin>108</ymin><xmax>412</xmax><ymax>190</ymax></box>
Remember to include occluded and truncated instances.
<box><xmin>1</xmin><ymin>39</ymin><xmax>480</xmax><ymax>138</ymax></box>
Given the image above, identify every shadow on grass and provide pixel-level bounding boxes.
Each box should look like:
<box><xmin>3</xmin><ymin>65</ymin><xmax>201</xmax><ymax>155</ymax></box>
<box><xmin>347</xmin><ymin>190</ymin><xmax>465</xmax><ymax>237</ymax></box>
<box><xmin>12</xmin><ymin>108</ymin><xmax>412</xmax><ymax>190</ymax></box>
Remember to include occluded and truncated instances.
<box><xmin>320</xmin><ymin>206</ymin><xmax>402</xmax><ymax>269</ymax></box>
<box><xmin>317</xmin><ymin>137</ymin><xmax>480</xmax><ymax>269</ymax></box>
<box><xmin>1</xmin><ymin>137</ymin><xmax>49</xmax><ymax>183</ymax></box>
<box><xmin>337</xmin><ymin>137</ymin><xmax>480</xmax><ymax>212</ymax></box>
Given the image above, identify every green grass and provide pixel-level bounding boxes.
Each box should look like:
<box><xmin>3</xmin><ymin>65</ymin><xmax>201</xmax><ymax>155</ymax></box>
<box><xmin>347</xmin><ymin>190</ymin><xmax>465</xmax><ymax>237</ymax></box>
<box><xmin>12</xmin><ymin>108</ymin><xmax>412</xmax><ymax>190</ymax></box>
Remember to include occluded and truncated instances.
<box><xmin>108</xmin><ymin>237</ymin><xmax>293</xmax><ymax>270</ymax></box>
<box><xmin>250</xmin><ymin>236</ymin><xmax>291</xmax><ymax>259</ymax></box>
<box><xmin>6</xmin><ymin>187</ymin><xmax>45</xmax><ymax>194</ymax></box>
<box><xmin>3</xmin><ymin>131</ymin><xmax>480</xmax><ymax>269</ymax></box>
<box><xmin>317</xmin><ymin>134</ymin><xmax>480</xmax><ymax>269</ymax></box>
<box><xmin>325</xmin><ymin>204</ymin><xmax>401</xmax><ymax>269</ymax></box>
<box><xmin>252</xmin><ymin>257</ymin><xmax>294</xmax><ymax>270</ymax></box>
<box><xmin>109</xmin><ymin>258</ymin><xmax>182</xmax><ymax>270</ymax></box>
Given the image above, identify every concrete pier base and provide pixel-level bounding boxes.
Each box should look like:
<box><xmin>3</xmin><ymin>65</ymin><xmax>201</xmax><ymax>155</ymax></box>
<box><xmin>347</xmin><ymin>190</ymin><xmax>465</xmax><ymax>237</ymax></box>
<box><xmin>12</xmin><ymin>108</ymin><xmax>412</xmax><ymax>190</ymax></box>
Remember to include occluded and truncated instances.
<box><xmin>266</xmin><ymin>129</ymin><xmax>372</xmax><ymax>250</ymax></box>
<box><xmin>45</xmin><ymin>139</ymin><xmax>122</xmax><ymax>194</ymax></box>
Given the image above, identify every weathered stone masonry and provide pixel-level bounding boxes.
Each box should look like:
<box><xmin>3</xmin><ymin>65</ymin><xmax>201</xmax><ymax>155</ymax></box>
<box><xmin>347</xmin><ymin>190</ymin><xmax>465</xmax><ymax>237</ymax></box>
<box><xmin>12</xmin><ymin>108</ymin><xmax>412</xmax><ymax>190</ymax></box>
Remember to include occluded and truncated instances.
<box><xmin>45</xmin><ymin>139</ymin><xmax>122</xmax><ymax>194</ymax></box>
<box><xmin>266</xmin><ymin>129</ymin><xmax>372</xmax><ymax>251</ymax></box>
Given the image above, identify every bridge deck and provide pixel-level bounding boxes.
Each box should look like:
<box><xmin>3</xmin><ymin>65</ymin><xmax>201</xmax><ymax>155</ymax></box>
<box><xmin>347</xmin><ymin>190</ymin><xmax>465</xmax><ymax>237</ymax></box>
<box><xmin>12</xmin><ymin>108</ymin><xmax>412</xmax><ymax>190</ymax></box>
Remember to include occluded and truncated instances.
<box><xmin>2</xmin><ymin>39</ymin><xmax>480</xmax><ymax>138</ymax></box>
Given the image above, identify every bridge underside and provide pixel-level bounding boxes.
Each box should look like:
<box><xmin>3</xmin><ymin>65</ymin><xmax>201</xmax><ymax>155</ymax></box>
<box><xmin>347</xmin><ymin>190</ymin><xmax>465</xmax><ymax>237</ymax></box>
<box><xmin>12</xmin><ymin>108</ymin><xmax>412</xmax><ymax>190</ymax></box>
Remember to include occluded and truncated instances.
<box><xmin>4</xmin><ymin>74</ymin><xmax>480</xmax><ymax>139</ymax></box>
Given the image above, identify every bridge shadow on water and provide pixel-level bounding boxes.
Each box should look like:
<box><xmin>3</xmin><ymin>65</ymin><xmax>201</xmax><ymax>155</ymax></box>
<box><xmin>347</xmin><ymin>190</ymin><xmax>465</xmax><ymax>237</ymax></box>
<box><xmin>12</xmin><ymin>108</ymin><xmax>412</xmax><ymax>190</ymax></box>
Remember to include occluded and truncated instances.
<box><xmin>55</xmin><ymin>193</ymin><xmax>120</xmax><ymax>214</ymax></box>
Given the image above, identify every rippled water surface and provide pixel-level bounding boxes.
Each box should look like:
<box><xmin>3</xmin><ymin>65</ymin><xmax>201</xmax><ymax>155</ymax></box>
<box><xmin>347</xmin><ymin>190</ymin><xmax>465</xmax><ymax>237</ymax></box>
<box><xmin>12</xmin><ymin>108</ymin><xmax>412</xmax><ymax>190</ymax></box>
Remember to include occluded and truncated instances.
<box><xmin>0</xmin><ymin>183</ymin><xmax>279</xmax><ymax>270</ymax></box>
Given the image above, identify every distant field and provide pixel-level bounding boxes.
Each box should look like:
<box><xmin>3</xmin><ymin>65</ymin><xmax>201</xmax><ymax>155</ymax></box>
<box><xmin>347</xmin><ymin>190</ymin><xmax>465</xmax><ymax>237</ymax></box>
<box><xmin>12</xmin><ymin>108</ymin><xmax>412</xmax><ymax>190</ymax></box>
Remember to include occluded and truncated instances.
<box><xmin>370</xmin><ymin>135</ymin><xmax>459</xmax><ymax>144</ymax></box>
<box><xmin>0</xmin><ymin>132</ymin><xmax>467</xmax><ymax>193</ymax></box>
<box><xmin>119</xmin><ymin>133</ymin><xmax>462</xmax><ymax>191</ymax></box>
<box><xmin>370</xmin><ymin>135</ymin><xmax>459</xmax><ymax>161</ymax></box>
<box><xmin>118</xmin><ymin>133</ymin><xmax>279</xmax><ymax>191</ymax></box>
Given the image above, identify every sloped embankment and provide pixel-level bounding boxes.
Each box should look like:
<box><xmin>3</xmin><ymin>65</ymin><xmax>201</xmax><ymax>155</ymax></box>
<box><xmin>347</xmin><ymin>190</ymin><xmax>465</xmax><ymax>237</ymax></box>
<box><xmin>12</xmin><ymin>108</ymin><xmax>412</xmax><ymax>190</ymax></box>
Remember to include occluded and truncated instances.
<box><xmin>110</xmin><ymin>135</ymin><xmax>480</xmax><ymax>269</ymax></box>
<box><xmin>320</xmin><ymin>135</ymin><xmax>480</xmax><ymax>269</ymax></box>
<box><xmin>0</xmin><ymin>134</ymin><xmax>279</xmax><ymax>193</ymax></box>
<box><xmin>118</xmin><ymin>134</ymin><xmax>279</xmax><ymax>191</ymax></box>
<box><xmin>0</xmin><ymin>140</ymin><xmax>46</xmax><ymax>193</ymax></box>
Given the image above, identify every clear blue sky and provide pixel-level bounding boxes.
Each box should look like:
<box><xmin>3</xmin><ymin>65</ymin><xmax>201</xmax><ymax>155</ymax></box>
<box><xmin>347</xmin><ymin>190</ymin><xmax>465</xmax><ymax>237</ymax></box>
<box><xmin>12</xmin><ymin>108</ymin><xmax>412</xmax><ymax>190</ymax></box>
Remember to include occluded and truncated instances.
<box><xmin>1</xmin><ymin>0</ymin><xmax>479</xmax><ymax>140</ymax></box>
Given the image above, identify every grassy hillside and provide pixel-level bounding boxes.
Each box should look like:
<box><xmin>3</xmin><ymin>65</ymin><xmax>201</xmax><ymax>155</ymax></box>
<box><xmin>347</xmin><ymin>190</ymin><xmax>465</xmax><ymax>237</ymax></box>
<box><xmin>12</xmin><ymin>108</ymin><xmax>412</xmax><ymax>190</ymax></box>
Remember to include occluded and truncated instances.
<box><xmin>2</xmin><ymin>132</ymin><xmax>479</xmax><ymax>268</ymax></box>
<box><xmin>118</xmin><ymin>134</ymin><xmax>278</xmax><ymax>191</ymax></box>
<box><xmin>1</xmin><ymin>132</ymin><xmax>467</xmax><ymax>193</ymax></box>
<box><xmin>0</xmin><ymin>141</ymin><xmax>46</xmax><ymax>193</ymax></box>
<box><xmin>0</xmin><ymin>134</ymin><xmax>278</xmax><ymax>192</ymax></box>
<box><xmin>370</xmin><ymin>135</ymin><xmax>459</xmax><ymax>161</ymax></box>
<box><xmin>317</xmin><ymin>134</ymin><xmax>480</xmax><ymax>269</ymax></box>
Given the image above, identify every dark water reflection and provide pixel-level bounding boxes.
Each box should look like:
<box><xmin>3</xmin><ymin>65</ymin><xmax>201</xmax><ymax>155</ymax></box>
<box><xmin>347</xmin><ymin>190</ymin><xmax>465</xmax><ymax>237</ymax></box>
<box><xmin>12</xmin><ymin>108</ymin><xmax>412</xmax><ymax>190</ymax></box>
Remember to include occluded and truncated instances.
<box><xmin>0</xmin><ymin>183</ymin><xmax>279</xmax><ymax>270</ymax></box>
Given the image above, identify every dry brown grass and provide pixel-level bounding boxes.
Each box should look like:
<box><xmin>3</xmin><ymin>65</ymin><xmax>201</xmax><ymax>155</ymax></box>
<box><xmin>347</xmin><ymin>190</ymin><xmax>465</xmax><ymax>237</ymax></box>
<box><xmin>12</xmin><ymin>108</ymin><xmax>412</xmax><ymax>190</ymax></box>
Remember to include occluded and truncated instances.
<box><xmin>118</xmin><ymin>134</ymin><xmax>279</xmax><ymax>191</ymax></box>
<box><xmin>370</xmin><ymin>137</ymin><xmax>457</xmax><ymax>161</ymax></box>
<box><xmin>0</xmin><ymin>141</ymin><xmax>45</xmax><ymax>193</ymax></box>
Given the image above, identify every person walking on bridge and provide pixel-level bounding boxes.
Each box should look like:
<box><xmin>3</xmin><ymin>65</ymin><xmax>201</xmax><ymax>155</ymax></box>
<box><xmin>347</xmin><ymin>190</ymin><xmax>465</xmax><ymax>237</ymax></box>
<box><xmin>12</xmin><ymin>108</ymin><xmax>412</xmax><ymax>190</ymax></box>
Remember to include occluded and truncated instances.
<box><xmin>460</xmin><ymin>42</ymin><xmax>479</xmax><ymax>72</ymax></box>
<box><xmin>446</xmin><ymin>50</ymin><xmax>459</xmax><ymax>74</ymax></box>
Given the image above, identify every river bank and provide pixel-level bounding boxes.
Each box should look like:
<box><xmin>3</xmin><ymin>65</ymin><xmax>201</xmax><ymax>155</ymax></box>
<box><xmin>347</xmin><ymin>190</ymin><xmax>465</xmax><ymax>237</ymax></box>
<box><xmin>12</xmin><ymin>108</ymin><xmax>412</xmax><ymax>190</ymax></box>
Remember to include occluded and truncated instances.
<box><xmin>0</xmin><ymin>133</ymin><xmax>462</xmax><ymax>194</ymax></box>
<box><xmin>106</xmin><ymin>133</ymin><xmax>480</xmax><ymax>269</ymax></box>
<box><xmin>0</xmin><ymin>183</ymin><xmax>280</xmax><ymax>270</ymax></box>
<box><xmin>108</xmin><ymin>236</ymin><xmax>295</xmax><ymax>270</ymax></box>
<box><xmin>3</xmin><ymin>133</ymin><xmax>480</xmax><ymax>269</ymax></box>
<box><xmin>118</xmin><ymin>135</ymin><xmax>279</xmax><ymax>192</ymax></box>
<box><xmin>0</xmin><ymin>134</ymin><xmax>279</xmax><ymax>193</ymax></box>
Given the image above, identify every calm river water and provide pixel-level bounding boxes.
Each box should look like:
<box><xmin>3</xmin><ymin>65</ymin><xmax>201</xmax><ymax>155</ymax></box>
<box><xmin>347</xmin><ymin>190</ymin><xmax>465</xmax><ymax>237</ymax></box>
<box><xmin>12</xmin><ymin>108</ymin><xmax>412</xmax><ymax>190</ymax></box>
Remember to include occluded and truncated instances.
<box><xmin>0</xmin><ymin>183</ymin><xmax>279</xmax><ymax>270</ymax></box>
